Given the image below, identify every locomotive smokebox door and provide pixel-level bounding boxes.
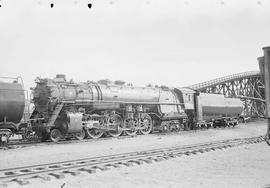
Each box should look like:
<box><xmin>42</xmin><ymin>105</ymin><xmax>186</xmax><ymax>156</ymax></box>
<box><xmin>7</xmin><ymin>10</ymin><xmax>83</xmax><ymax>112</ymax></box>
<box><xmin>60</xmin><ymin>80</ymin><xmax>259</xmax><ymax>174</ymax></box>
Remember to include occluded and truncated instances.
<box><xmin>66</xmin><ymin>112</ymin><xmax>83</xmax><ymax>133</ymax></box>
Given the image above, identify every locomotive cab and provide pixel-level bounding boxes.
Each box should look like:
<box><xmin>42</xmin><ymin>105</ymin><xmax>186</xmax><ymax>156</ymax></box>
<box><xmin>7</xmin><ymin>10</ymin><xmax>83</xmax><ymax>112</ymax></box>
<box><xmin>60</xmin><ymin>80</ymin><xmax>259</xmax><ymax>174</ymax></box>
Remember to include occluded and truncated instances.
<box><xmin>174</xmin><ymin>88</ymin><xmax>197</xmax><ymax>130</ymax></box>
<box><xmin>158</xmin><ymin>88</ymin><xmax>187</xmax><ymax>120</ymax></box>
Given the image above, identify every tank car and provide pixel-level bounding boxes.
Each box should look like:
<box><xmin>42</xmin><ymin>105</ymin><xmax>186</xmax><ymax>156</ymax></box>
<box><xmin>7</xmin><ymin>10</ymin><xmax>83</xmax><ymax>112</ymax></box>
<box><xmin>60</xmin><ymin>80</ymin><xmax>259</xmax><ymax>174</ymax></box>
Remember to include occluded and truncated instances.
<box><xmin>32</xmin><ymin>75</ymin><xmax>188</xmax><ymax>142</ymax></box>
<box><xmin>0</xmin><ymin>77</ymin><xmax>25</xmax><ymax>143</ymax></box>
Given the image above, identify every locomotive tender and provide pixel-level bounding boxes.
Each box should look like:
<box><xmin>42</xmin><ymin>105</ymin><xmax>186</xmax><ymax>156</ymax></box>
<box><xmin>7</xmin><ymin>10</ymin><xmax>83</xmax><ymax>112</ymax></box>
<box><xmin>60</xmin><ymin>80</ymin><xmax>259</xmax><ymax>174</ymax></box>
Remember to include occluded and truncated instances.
<box><xmin>0</xmin><ymin>75</ymin><xmax>243</xmax><ymax>143</ymax></box>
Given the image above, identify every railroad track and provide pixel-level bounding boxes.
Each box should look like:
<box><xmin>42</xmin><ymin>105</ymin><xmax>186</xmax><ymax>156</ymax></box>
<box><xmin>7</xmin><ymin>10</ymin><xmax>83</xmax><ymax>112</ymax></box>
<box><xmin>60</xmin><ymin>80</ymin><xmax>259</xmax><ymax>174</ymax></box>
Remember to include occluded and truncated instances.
<box><xmin>0</xmin><ymin>135</ymin><xmax>264</xmax><ymax>187</ymax></box>
<box><xmin>1</xmin><ymin>126</ymin><xmax>237</xmax><ymax>150</ymax></box>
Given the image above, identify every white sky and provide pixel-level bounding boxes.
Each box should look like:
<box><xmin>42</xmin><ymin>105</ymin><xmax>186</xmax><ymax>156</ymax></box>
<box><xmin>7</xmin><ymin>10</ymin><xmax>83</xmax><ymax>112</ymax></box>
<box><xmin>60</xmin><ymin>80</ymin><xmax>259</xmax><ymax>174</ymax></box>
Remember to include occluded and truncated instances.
<box><xmin>0</xmin><ymin>0</ymin><xmax>270</xmax><ymax>90</ymax></box>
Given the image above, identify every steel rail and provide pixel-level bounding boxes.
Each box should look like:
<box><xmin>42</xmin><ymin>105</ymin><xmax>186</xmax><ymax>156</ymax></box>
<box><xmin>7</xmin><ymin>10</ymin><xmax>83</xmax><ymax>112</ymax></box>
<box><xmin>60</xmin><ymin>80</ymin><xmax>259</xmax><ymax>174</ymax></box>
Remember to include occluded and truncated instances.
<box><xmin>0</xmin><ymin>136</ymin><xmax>264</xmax><ymax>186</ymax></box>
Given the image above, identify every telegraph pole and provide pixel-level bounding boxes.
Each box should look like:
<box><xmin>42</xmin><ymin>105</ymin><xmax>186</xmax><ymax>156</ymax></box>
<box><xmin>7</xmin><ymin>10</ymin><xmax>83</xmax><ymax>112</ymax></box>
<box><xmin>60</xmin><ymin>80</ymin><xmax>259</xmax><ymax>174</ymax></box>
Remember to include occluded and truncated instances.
<box><xmin>263</xmin><ymin>46</ymin><xmax>270</xmax><ymax>145</ymax></box>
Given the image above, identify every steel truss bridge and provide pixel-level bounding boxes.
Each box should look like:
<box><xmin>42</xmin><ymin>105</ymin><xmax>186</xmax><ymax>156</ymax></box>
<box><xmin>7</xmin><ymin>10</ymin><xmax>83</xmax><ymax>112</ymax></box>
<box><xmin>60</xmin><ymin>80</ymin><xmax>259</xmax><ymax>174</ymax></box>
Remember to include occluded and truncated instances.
<box><xmin>187</xmin><ymin>71</ymin><xmax>266</xmax><ymax>117</ymax></box>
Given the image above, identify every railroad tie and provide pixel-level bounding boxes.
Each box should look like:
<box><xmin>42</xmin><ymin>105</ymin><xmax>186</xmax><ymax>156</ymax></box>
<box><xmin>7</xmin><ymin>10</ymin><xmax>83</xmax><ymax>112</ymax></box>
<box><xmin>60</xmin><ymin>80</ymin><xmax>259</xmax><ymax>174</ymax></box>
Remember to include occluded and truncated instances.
<box><xmin>190</xmin><ymin>150</ymin><xmax>198</xmax><ymax>155</ymax></box>
<box><xmin>153</xmin><ymin>157</ymin><xmax>165</xmax><ymax>162</ymax></box>
<box><xmin>140</xmin><ymin>158</ymin><xmax>153</xmax><ymax>164</ymax></box>
<box><xmin>31</xmin><ymin>174</ymin><xmax>51</xmax><ymax>181</ymax></box>
<box><xmin>174</xmin><ymin>152</ymin><xmax>184</xmax><ymax>157</ymax></box>
<box><xmin>104</xmin><ymin>163</ymin><xmax>122</xmax><ymax>168</ymax></box>
<box><xmin>92</xmin><ymin>165</ymin><xmax>109</xmax><ymax>171</ymax></box>
<box><xmin>216</xmin><ymin>146</ymin><xmax>224</xmax><ymax>150</ymax></box>
<box><xmin>161</xmin><ymin>155</ymin><xmax>172</xmax><ymax>160</ymax></box>
<box><xmin>48</xmin><ymin>173</ymin><xmax>65</xmax><ymax>179</ymax></box>
<box><xmin>204</xmin><ymin>148</ymin><xmax>211</xmax><ymax>152</ymax></box>
<box><xmin>11</xmin><ymin>178</ymin><xmax>30</xmax><ymax>185</ymax></box>
<box><xmin>62</xmin><ymin>170</ymin><xmax>80</xmax><ymax>176</ymax></box>
<box><xmin>128</xmin><ymin>160</ymin><xmax>144</xmax><ymax>165</ymax></box>
<box><xmin>78</xmin><ymin>168</ymin><xmax>96</xmax><ymax>174</ymax></box>
<box><xmin>170</xmin><ymin>154</ymin><xmax>178</xmax><ymax>158</ymax></box>
<box><xmin>4</xmin><ymin>171</ymin><xmax>18</xmax><ymax>176</ymax></box>
<box><xmin>198</xmin><ymin>149</ymin><xmax>205</xmax><ymax>153</ymax></box>
<box><xmin>184</xmin><ymin>151</ymin><xmax>191</xmax><ymax>156</ymax></box>
<box><xmin>120</xmin><ymin>161</ymin><xmax>134</xmax><ymax>167</ymax></box>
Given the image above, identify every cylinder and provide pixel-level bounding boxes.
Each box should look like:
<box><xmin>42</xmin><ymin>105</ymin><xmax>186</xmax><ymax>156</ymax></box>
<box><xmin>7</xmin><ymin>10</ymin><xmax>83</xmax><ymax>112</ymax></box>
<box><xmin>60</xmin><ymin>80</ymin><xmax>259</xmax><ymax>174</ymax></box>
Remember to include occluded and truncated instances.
<box><xmin>0</xmin><ymin>82</ymin><xmax>25</xmax><ymax>123</ymax></box>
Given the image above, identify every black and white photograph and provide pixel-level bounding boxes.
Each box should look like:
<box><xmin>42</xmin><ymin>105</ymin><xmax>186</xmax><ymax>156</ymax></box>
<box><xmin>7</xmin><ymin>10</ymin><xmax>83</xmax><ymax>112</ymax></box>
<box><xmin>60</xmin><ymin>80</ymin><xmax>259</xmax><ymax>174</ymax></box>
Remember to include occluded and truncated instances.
<box><xmin>0</xmin><ymin>0</ymin><xmax>270</xmax><ymax>187</ymax></box>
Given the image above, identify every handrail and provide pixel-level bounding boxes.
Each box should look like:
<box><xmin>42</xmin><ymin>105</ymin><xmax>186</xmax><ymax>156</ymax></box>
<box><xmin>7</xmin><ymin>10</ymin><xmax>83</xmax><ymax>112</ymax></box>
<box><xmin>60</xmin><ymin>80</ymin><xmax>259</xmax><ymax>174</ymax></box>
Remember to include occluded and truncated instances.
<box><xmin>0</xmin><ymin>76</ymin><xmax>24</xmax><ymax>89</ymax></box>
<box><xmin>188</xmin><ymin>71</ymin><xmax>261</xmax><ymax>90</ymax></box>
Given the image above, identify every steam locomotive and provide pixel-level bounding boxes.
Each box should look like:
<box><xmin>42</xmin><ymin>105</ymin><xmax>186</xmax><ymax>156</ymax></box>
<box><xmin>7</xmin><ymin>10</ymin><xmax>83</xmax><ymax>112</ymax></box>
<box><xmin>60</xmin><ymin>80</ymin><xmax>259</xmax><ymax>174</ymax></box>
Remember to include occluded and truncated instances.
<box><xmin>0</xmin><ymin>75</ymin><xmax>243</xmax><ymax>143</ymax></box>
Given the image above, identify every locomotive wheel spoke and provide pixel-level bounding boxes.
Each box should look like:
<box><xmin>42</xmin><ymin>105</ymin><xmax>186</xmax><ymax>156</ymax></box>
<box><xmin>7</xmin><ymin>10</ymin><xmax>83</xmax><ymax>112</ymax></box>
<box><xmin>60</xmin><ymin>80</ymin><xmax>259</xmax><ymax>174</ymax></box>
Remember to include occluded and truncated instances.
<box><xmin>107</xmin><ymin>114</ymin><xmax>123</xmax><ymax>137</ymax></box>
<box><xmin>86</xmin><ymin>128</ymin><xmax>104</xmax><ymax>139</ymax></box>
<box><xmin>124</xmin><ymin>118</ymin><xmax>138</xmax><ymax>136</ymax></box>
<box><xmin>139</xmin><ymin>114</ymin><xmax>153</xmax><ymax>135</ymax></box>
<box><xmin>49</xmin><ymin>129</ymin><xmax>62</xmax><ymax>142</ymax></box>
<box><xmin>74</xmin><ymin>129</ymin><xmax>86</xmax><ymax>140</ymax></box>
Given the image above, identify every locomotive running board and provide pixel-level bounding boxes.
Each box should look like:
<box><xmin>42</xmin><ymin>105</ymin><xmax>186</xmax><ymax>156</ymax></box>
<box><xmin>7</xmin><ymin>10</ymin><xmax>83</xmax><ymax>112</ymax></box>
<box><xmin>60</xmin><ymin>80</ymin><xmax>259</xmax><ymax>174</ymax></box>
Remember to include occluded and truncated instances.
<box><xmin>62</xmin><ymin>100</ymin><xmax>184</xmax><ymax>106</ymax></box>
<box><xmin>47</xmin><ymin>103</ymin><xmax>64</xmax><ymax>127</ymax></box>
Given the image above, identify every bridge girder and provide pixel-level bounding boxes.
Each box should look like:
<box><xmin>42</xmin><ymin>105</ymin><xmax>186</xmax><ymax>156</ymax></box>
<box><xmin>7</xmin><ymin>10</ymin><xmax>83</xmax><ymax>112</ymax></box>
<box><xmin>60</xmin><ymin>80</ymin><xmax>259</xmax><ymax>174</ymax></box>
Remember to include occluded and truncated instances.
<box><xmin>188</xmin><ymin>71</ymin><xmax>265</xmax><ymax>117</ymax></box>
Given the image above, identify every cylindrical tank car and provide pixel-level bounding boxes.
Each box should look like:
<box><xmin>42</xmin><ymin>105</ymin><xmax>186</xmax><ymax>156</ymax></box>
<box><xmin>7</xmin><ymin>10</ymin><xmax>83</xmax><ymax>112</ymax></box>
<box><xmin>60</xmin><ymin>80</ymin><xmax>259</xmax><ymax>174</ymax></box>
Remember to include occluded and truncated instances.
<box><xmin>0</xmin><ymin>77</ymin><xmax>25</xmax><ymax>143</ymax></box>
